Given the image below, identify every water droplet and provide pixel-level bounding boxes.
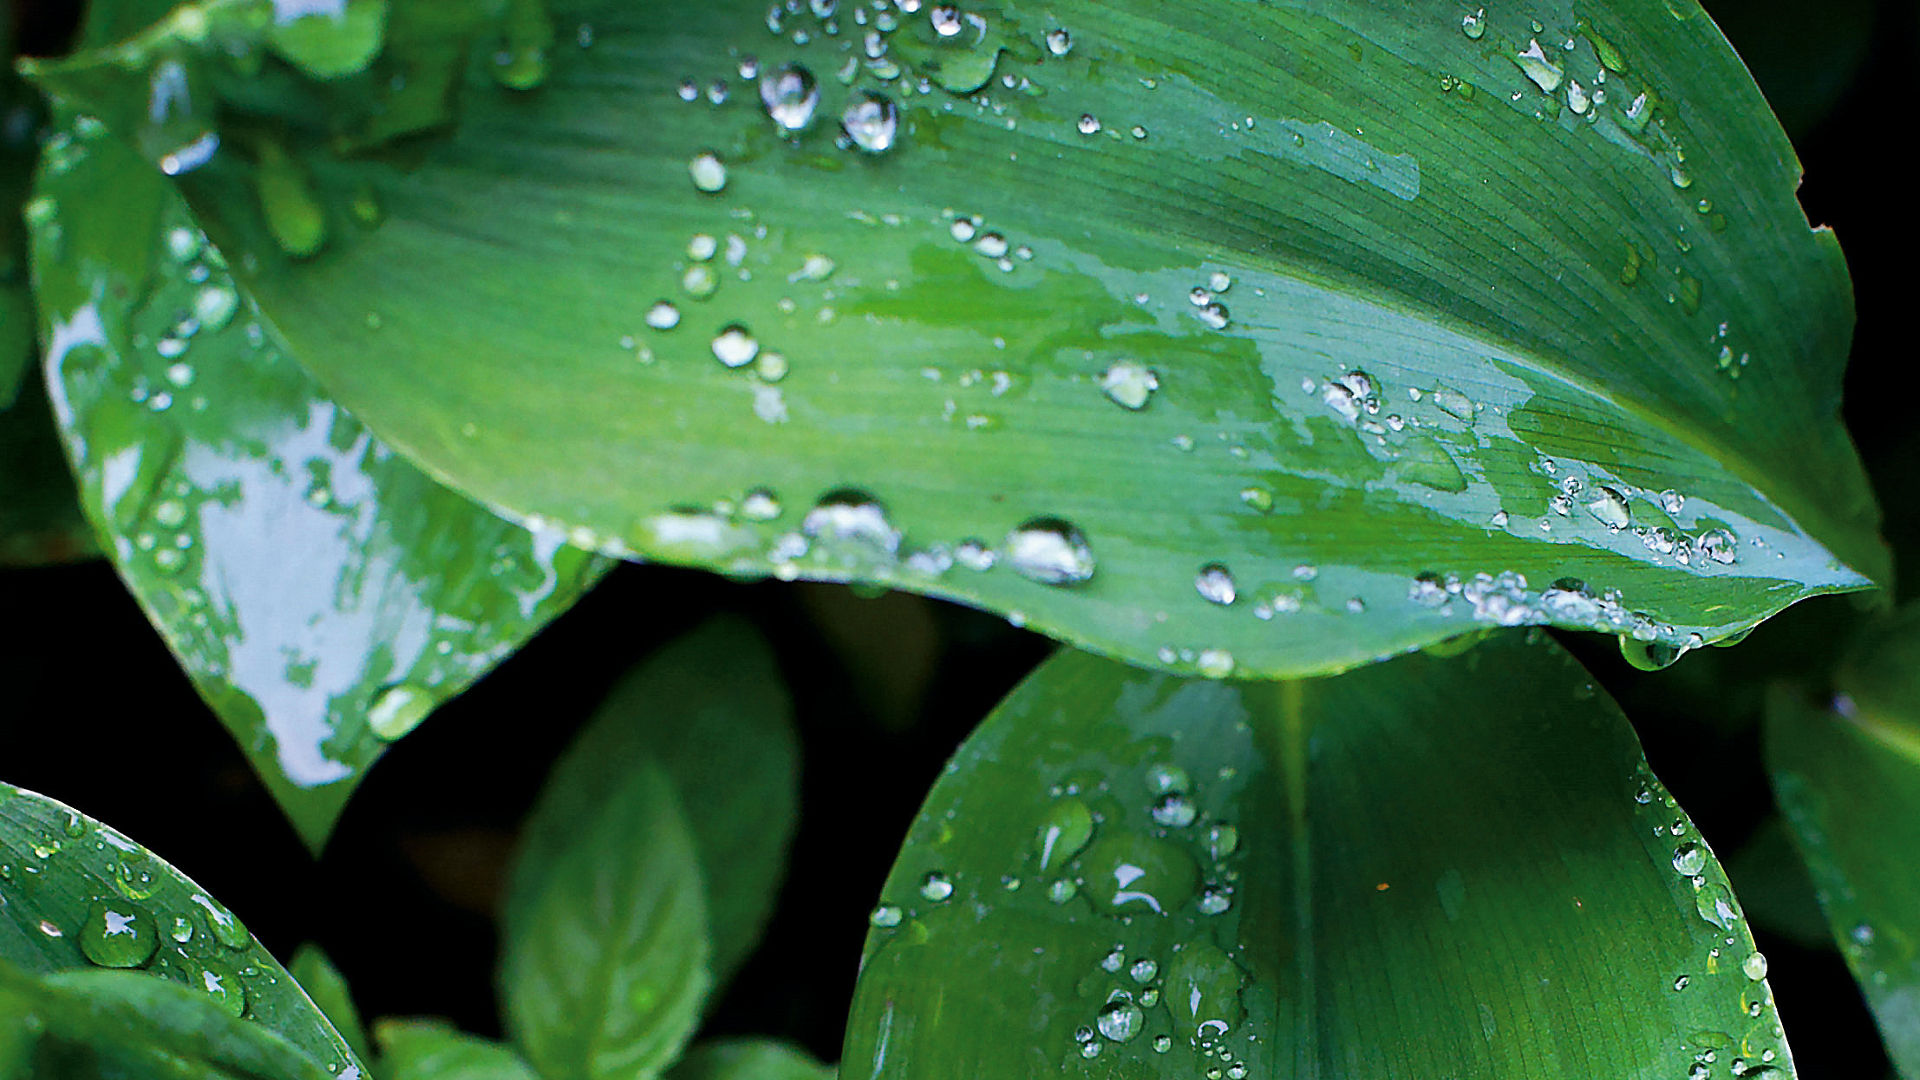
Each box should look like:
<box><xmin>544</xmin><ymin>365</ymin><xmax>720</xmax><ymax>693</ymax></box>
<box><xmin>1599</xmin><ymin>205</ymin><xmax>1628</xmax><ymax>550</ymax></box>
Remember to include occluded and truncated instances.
<box><xmin>1097</xmin><ymin>998</ymin><xmax>1143</xmax><ymax>1042</ymax></box>
<box><xmin>1152</xmin><ymin>1035</ymin><xmax>1173</xmax><ymax>1053</ymax></box>
<box><xmin>1585</xmin><ymin>486</ymin><xmax>1631</xmax><ymax>530</ymax></box>
<box><xmin>1672</xmin><ymin>842</ymin><xmax>1706</xmax><ymax>877</ymax></box>
<box><xmin>954</xmin><ymin>540</ymin><xmax>996</xmax><ymax>570</ymax></box>
<box><xmin>1514</xmin><ymin>39</ymin><xmax>1564</xmax><ymax>93</ymax></box>
<box><xmin>1196</xmin><ymin>885</ymin><xmax>1232</xmax><ymax>915</ymax></box>
<box><xmin>842</xmin><ymin>92</ymin><xmax>899</xmax><ymax>153</ymax></box>
<box><xmin>169</xmin><ymin>915</ymin><xmax>193</xmax><ymax>943</ymax></box>
<box><xmin>80</xmin><ymin>899</ymin><xmax>159</xmax><ymax>968</ymax></box>
<box><xmin>741</xmin><ymin>488</ymin><xmax>782</xmax><ymax>520</ymax></box>
<box><xmin>712</xmin><ymin>325</ymin><xmax>760</xmax><ymax>368</ymax></box>
<box><xmin>1151</xmin><ymin>793</ymin><xmax>1198</xmax><ymax>828</ymax></box>
<box><xmin>367</xmin><ymin>683</ymin><xmax>434</xmax><ymax>741</ymax></box>
<box><xmin>1197</xmin><ymin>303</ymin><xmax>1229</xmax><ymax>330</ymax></box>
<box><xmin>1673</xmin><ymin>974</ymin><xmax>1691</xmax><ymax>991</ymax></box>
<box><xmin>1005</xmin><ymin>518</ymin><xmax>1095</xmax><ymax>585</ymax></box>
<box><xmin>1130</xmin><ymin>958</ymin><xmax>1159</xmax><ymax>983</ymax></box>
<box><xmin>869</xmin><ymin>903</ymin><xmax>903</xmax><ymax>928</ymax></box>
<box><xmin>1660</xmin><ymin>489</ymin><xmax>1687</xmax><ymax>515</ymax></box>
<box><xmin>1077</xmin><ymin>113</ymin><xmax>1101</xmax><ymax>135</ymax></box>
<box><xmin>1194</xmin><ymin>564</ymin><xmax>1237</xmax><ymax>606</ymax></box>
<box><xmin>1196</xmin><ymin>649</ymin><xmax>1235</xmax><ymax>679</ymax></box>
<box><xmin>1698</xmin><ymin>528</ymin><xmax>1738</xmax><ymax>565</ymax></box>
<box><xmin>688</xmin><ymin>152</ymin><xmax>728</xmax><ymax>193</ymax></box>
<box><xmin>760</xmin><ymin>63</ymin><xmax>820</xmax><ymax>132</ymax></box>
<box><xmin>645</xmin><ymin>302</ymin><xmax>681</xmax><ymax>330</ymax></box>
<box><xmin>1742</xmin><ymin>951</ymin><xmax>1768</xmax><ymax>981</ymax></box>
<box><xmin>191</xmin><ymin>957</ymin><xmax>247</xmax><ymax>1018</ymax></box>
<box><xmin>192</xmin><ymin>285</ymin><xmax>238</xmax><ymax>331</ymax></box>
<box><xmin>803</xmin><ymin>489</ymin><xmax>901</xmax><ymax>555</ymax></box>
<box><xmin>1461</xmin><ymin>7</ymin><xmax>1486</xmax><ymax>39</ymax></box>
<box><xmin>1431</xmin><ymin>386</ymin><xmax>1476</xmax><ymax>422</ymax></box>
<box><xmin>1081</xmin><ymin>833</ymin><xmax>1197</xmax><ymax>915</ymax></box>
<box><xmin>930</xmin><ymin>5</ymin><xmax>962</xmax><ymax>37</ymax></box>
<box><xmin>1166</xmin><ymin>940</ymin><xmax>1244</xmax><ymax>1043</ymax></box>
<box><xmin>1098</xmin><ymin>360</ymin><xmax>1158</xmax><ymax>410</ymax></box>
<box><xmin>1037</xmin><ymin>797</ymin><xmax>1095</xmax><ymax>872</ymax></box>
<box><xmin>920</xmin><ymin>871</ymin><xmax>954</xmax><ymax>902</ymax></box>
<box><xmin>189</xmin><ymin>892</ymin><xmax>251</xmax><ymax>950</ymax></box>
<box><xmin>1206</xmin><ymin>823</ymin><xmax>1239</xmax><ymax>859</ymax></box>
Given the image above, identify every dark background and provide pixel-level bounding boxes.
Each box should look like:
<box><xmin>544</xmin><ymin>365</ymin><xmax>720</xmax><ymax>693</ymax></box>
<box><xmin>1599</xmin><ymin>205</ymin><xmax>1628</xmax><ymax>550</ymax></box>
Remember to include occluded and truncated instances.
<box><xmin>4</xmin><ymin>0</ymin><xmax>1916</xmax><ymax>1074</ymax></box>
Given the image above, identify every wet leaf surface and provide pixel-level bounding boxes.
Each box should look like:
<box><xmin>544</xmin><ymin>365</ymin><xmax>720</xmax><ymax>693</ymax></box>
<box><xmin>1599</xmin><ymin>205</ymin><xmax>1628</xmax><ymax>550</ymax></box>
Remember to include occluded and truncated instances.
<box><xmin>845</xmin><ymin>633</ymin><xmax>1795</xmax><ymax>1077</ymax></box>
<box><xmin>56</xmin><ymin>0</ymin><xmax>1883</xmax><ymax>678</ymax></box>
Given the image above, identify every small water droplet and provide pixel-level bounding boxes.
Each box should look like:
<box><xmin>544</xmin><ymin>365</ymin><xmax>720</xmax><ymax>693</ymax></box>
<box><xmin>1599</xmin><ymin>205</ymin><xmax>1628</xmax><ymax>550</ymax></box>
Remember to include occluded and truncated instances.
<box><xmin>689</xmin><ymin>152</ymin><xmax>728</xmax><ymax>193</ymax></box>
<box><xmin>367</xmin><ymin>683</ymin><xmax>434</xmax><ymax>741</ymax></box>
<box><xmin>869</xmin><ymin>903</ymin><xmax>903</xmax><ymax>928</ymax></box>
<box><xmin>1585</xmin><ymin>486</ymin><xmax>1631</xmax><ymax>530</ymax></box>
<box><xmin>1097</xmin><ymin>998</ymin><xmax>1143</xmax><ymax>1042</ymax></box>
<box><xmin>1098</xmin><ymin>360</ymin><xmax>1158</xmax><ymax>410</ymax></box>
<box><xmin>1045</xmin><ymin>27</ymin><xmax>1073</xmax><ymax>56</ymax></box>
<box><xmin>191</xmin><ymin>957</ymin><xmax>248</xmax><ymax>1018</ymax></box>
<box><xmin>1151</xmin><ymin>793</ymin><xmax>1198</xmax><ymax>828</ymax></box>
<box><xmin>1037</xmin><ymin>797</ymin><xmax>1095</xmax><ymax>872</ymax></box>
<box><xmin>189</xmin><ymin>892</ymin><xmax>251</xmax><ymax>950</ymax></box>
<box><xmin>1462</xmin><ymin>7</ymin><xmax>1486</xmax><ymax>39</ymax></box>
<box><xmin>1196</xmin><ymin>649</ymin><xmax>1235</xmax><ymax>679</ymax></box>
<box><xmin>1077</xmin><ymin>113</ymin><xmax>1101</xmax><ymax>135</ymax></box>
<box><xmin>919</xmin><ymin>871</ymin><xmax>954</xmax><ymax>902</ymax></box>
<box><xmin>803</xmin><ymin>489</ymin><xmax>901</xmax><ymax>555</ymax></box>
<box><xmin>1742</xmin><ymin>951</ymin><xmax>1768</xmax><ymax>981</ymax></box>
<box><xmin>645</xmin><ymin>301</ymin><xmax>681</xmax><ymax>330</ymax></box>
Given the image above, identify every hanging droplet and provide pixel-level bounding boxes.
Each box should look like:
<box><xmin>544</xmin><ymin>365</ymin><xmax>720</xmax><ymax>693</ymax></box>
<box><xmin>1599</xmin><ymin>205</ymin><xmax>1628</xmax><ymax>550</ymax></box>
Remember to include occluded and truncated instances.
<box><xmin>190</xmin><ymin>893</ymin><xmax>252</xmax><ymax>950</ymax></box>
<box><xmin>803</xmin><ymin>489</ymin><xmax>902</xmax><ymax>555</ymax></box>
<box><xmin>367</xmin><ymin>683</ymin><xmax>434</xmax><ymax>741</ymax></box>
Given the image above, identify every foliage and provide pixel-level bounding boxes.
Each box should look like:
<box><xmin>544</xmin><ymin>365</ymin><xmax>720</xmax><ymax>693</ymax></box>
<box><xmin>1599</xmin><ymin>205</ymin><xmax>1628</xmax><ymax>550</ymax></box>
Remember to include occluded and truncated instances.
<box><xmin>0</xmin><ymin>0</ymin><xmax>1914</xmax><ymax>1078</ymax></box>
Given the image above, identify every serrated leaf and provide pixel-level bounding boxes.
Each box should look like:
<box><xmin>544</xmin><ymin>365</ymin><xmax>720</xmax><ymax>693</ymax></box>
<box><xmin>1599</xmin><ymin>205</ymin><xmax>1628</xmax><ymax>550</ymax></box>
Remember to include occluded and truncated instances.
<box><xmin>513</xmin><ymin>618</ymin><xmax>798</xmax><ymax>989</ymax></box>
<box><xmin>376</xmin><ymin>1020</ymin><xmax>542</xmax><ymax>1080</ymax></box>
<box><xmin>1766</xmin><ymin>604</ymin><xmax>1920</xmax><ymax>1079</ymax></box>
<box><xmin>22</xmin><ymin>115</ymin><xmax>608</xmax><ymax>850</ymax></box>
<box><xmin>0</xmin><ymin>782</ymin><xmax>366</xmax><ymax>1078</ymax></box>
<box><xmin>58</xmin><ymin>0</ymin><xmax>1882</xmax><ymax>678</ymax></box>
<box><xmin>844</xmin><ymin>633</ymin><xmax>1793</xmax><ymax>1078</ymax></box>
<box><xmin>501</xmin><ymin>759</ymin><xmax>710</xmax><ymax>1080</ymax></box>
<box><xmin>665</xmin><ymin>1040</ymin><xmax>834</xmax><ymax>1080</ymax></box>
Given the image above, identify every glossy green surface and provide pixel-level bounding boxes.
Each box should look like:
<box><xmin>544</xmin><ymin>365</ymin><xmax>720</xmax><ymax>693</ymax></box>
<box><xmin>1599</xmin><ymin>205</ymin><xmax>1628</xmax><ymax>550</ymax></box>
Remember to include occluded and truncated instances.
<box><xmin>665</xmin><ymin>1039</ymin><xmax>835</xmax><ymax>1080</ymax></box>
<box><xmin>289</xmin><ymin>943</ymin><xmax>371</xmax><ymax>1066</ymax></box>
<box><xmin>0</xmin><ymin>957</ymin><xmax>337</xmax><ymax>1080</ymax></box>
<box><xmin>519</xmin><ymin>617</ymin><xmax>798</xmax><ymax>987</ymax></box>
<box><xmin>501</xmin><ymin>759</ymin><xmax>710</xmax><ymax>1080</ymax></box>
<box><xmin>0</xmin><ymin>782</ymin><xmax>366</xmax><ymax>1078</ymax></box>
<box><xmin>845</xmin><ymin>633</ymin><xmax>1792</xmax><ymax>1078</ymax></box>
<box><xmin>47</xmin><ymin>0</ymin><xmax>1880</xmax><ymax>678</ymax></box>
<box><xmin>377</xmin><ymin>1021</ymin><xmax>542</xmax><ymax>1080</ymax></box>
<box><xmin>1766</xmin><ymin>605</ymin><xmax>1920</xmax><ymax>1079</ymax></box>
<box><xmin>23</xmin><ymin>115</ymin><xmax>608</xmax><ymax>850</ymax></box>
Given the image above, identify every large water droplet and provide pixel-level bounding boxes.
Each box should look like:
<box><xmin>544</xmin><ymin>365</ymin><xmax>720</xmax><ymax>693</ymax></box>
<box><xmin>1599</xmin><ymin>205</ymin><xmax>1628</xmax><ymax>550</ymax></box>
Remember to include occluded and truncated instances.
<box><xmin>1097</xmin><ymin>360</ymin><xmax>1157</xmax><ymax>410</ymax></box>
<box><xmin>1080</xmin><ymin>833</ymin><xmax>1198</xmax><ymax>915</ymax></box>
<box><xmin>760</xmin><ymin>63</ymin><xmax>820</xmax><ymax>133</ymax></box>
<box><xmin>192</xmin><ymin>957</ymin><xmax>248</xmax><ymax>1018</ymax></box>
<box><xmin>1514</xmin><ymin>39</ymin><xmax>1565</xmax><ymax>93</ymax></box>
<box><xmin>1194</xmin><ymin>564</ymin><xmax>1237</xmax><ymax>606</ymax></box>
<box><xmin>1671</xmin><ymin>841</ymin><xmax>1706</xmax><ymax>877</ymax></box>
<box><xmin>920</xmin><ymin>871</ymin><xmax>954</xmax><ymax>902</ymax></box>
<box><xmin>803</xmin><ymin>489</ymin><xmax>901</xmax><ymax>555</ymax></box>
<box><xmin>1037</xmin><ymin>797</ymin><xmax>1095</xmax><ymax>873</ymax></box>
<box><xmin>842</xmin><ymin>92</ymin><xmax>899</xmax><ymax>153</ymax></box>
<box><xmin>79</xmin><ymin>899</ymin><xmax>158</xmax><ymax>968</ymax></box>
<box><xmin>1097</xmin><ymin>996</ymin><xmax>1143</xmax><ymax>1042</ymax></box>
<box><xmin>1166</xmin><ymin>940</ymin><xmax>1244</xmax><ymax>1043</ymax></box>
<box><xmin>1005</xmin><ymin>518</ymin><xmax>1094</xmax><ymax>586</ymax></box>
<box><xmin>712</xmin><ymin>325</ymin><xmax>760</xmax><ymax>368</ymax></box>
<box><xmin>189</xmin><ymin>892</ymin><xmax>251</xmax><ymax>950</ymax></box>
<box><xmin>1585</xmin><ymin>486</ymin><xmax>1631</xmax><ymax>530</ymax></box>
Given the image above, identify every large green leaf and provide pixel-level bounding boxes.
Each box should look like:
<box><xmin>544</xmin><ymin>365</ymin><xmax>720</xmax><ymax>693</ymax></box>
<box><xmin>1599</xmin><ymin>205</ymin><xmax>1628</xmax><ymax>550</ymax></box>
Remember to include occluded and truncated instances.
<box><xmin>73</xmin><ymin>0</ymin><xmax>1881</xmax><ymax>678</ymax></box>
<box><xmin>0</xmin><ymin>782</ymin><xmax>367</xmax><ymax>1079</ymax></box>
<box><xmin>0</xmin><ymin>958</ymin><xmax>336</xmax><ymax>1080</ymax></box>
<box><xmin>665</xmin><ymin>1040</ymin><xmax>835</xmax><ymax>1080</ymax></box>
<box><xmin>501</xmin><ymin>758</ymin><xmax>711</xmax><ymax>1080</ymax></box>
<box><xmin>289</xmin><ymin>944</ymin><xmax>371</xmax><ymax>1066</ymax></box>
<box><xmin>1766</xmin><ymin>605</ymin><xmax>1920</xmax><ymax>1078</ymax></box>
<box><xmin>22</xmin><ymin>111</ymin><xmax>608</xmax><ymax>849</ymax></box>
<box><xmin>376</xmin><ymin>1021</ymin><xmax>542</xmax><ymax>1080</ymax></box>
<box><xmin>844</xmin><ymin>634</ymin><xmax>1793</xmax><ymax>1078</ymax></box>
<box><xmin>513</xmin><ymin>618</ymin><xmax>798</xmax><ymax>988</ymax></box>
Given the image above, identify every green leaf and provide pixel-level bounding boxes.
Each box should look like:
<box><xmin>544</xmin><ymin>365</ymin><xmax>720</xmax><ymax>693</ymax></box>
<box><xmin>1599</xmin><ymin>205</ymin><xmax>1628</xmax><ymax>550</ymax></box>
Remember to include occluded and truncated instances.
<box><xmin>844</xmin><ymin>633</ymin><xmax>1793</xmax><ymax>1077</ymax></box>
<box><xmin>0</xmin><ymin>959</ymin><xmax>337</xmax><ymax>1080</ymax></box>
<box><xmin>0</xmin><ymin>782</ymin><xmax>367</xmax><ymax>1078</ymax></box>
<box><xmin>23</xmin><ymin>114</ymin><xmax>609</xmax><ymax>850</ymax></box>
<box><xmin>665</xmin><ymin>1040</ymin><xmax>834</xmax><ymax>1080</ymax></box>
<box><xmin>1765</xmin><ymin>605</ymin><xmax>1920</xmax><ymax>1078</ymax></box>
<box><xmin>376</xmin><ymin>1020</ymin><xmax>542</xmax><ymax>1080</ymax></box>
<box><xmin>130</xmin><ymin>0</ymin><xmax>1884</xmax><ymax>677</ymax></box>
<box><xmin>514</xmin><ymin>618</ymin><xmax>798</xmax><ymax>987</ymax></box>
<box><xmin>0</xmin><ymin>377</ymin><xmax>98</xmax><ymax>566</ymax></box>
<box><xmin>289</xmin><ymin>944</ymin><xmax>371</xmax><ymax>1066</ymax></box>
<box><xmin>501</xmin><ymin>758</ymin><xmax>711</xmax><ymax>1080</ymax></box>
